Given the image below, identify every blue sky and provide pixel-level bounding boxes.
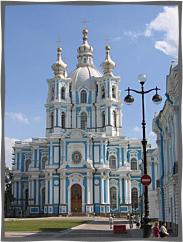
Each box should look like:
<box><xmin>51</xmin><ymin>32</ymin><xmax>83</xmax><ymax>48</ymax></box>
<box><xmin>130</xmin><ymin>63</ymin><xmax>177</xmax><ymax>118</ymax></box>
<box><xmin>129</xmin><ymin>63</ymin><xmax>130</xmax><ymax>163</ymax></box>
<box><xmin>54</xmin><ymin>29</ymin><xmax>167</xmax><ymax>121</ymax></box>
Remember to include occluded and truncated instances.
<box><xmin>4</xmin><ymin>3</ymin><xmax>179</xmax><ymax>166</ymax></box>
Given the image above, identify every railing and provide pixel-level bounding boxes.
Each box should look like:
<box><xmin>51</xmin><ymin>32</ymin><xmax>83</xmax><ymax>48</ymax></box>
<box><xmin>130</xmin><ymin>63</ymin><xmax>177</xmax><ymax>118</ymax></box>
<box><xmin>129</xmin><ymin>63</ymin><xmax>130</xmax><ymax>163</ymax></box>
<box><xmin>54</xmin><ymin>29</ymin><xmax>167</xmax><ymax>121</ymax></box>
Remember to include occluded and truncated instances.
<box><xmin>46</xmin><ymin>127</ymin><xmax>107</xmax><ymax>132</ymax></box>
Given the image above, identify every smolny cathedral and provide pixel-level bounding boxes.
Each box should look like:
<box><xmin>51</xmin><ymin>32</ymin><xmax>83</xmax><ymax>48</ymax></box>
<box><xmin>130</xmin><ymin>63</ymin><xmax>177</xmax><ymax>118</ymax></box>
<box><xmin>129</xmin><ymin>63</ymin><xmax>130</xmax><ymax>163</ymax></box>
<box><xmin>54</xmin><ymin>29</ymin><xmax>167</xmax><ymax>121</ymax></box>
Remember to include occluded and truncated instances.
<box><xmin>11</xmin><ymin>29</ymin><xmax>144</xmax><ymax>216</ymax></box>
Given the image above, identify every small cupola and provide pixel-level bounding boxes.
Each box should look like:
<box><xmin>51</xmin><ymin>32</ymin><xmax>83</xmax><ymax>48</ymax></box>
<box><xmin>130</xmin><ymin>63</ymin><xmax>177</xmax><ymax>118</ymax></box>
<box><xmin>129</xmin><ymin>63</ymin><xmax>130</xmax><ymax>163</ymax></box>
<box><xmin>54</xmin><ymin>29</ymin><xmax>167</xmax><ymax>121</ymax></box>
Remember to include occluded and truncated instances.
<box><xmin>101</xmin><ymin>45</ymin><xmax>116</xmax><ymax>75</ymax></box>
<box><xmin>77</xmin><ymin>29</ymin><xmax>94</xmax><ymax>67</ymax></box>
<box><xmin>51</xmin><ymin>47</ymin><xmax>67</xmax><ymax>77</ymax></box>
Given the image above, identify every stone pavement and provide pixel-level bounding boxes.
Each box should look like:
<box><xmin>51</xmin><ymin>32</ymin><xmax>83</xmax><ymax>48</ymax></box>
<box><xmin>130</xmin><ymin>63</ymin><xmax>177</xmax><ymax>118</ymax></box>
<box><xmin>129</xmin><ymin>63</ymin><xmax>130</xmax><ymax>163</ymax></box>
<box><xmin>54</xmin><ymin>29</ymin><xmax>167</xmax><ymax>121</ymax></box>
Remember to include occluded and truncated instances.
<box><xmin>4</xmin><ymin>217</ymin><xmax>176</xmax><ymax>241</ymax></box>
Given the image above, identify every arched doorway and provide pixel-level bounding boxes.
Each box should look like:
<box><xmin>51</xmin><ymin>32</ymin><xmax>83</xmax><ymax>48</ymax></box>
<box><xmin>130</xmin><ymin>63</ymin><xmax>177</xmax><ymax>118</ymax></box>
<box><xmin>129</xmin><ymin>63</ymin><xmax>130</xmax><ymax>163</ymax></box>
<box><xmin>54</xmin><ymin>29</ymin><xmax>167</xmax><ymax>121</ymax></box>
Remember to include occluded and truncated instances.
<box><xmin>71</xmin><ymin>184</ymin><xmax>82</xmax><ymax>213</ymax></box>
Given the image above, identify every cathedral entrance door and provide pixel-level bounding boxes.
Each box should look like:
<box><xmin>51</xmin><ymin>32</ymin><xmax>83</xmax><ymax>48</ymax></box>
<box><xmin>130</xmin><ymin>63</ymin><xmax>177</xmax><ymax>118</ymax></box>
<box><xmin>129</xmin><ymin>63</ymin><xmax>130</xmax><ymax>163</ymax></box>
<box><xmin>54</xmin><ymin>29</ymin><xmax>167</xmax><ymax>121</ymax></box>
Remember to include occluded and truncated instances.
<box><xmin>71</xmin><ymin>184</ymin><xmax>82</xmax><ymax>213</ymax></box>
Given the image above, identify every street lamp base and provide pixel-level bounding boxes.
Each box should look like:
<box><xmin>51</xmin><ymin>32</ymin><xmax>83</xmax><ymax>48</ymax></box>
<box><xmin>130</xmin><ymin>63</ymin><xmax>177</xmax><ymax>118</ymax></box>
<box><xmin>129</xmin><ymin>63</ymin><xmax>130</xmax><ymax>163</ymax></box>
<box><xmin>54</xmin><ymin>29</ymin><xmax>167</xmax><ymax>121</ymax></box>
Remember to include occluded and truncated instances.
<box><xmin>143</xmin><ymin>224</ymin><xmax>152</xmax><ymax>238</ymax></box>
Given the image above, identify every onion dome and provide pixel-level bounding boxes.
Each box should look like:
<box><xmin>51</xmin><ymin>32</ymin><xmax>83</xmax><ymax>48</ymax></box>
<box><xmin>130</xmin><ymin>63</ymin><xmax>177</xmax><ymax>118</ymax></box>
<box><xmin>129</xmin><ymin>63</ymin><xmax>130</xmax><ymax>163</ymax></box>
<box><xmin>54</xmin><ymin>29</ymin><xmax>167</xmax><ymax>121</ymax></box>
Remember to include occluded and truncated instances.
<box><xmin>101</xmin><ymin>45</ymin><xmax>116</xmax><ymax>75</ymax></box>
<box><xmin>51</xmin><ymin>47</ymin><xmax>67</xmax><ymax>77</ymax></box>
<box><xmin>77</xmin><ymin>29</ymin><xmax>94</xmax><ymax>67</ymax></box>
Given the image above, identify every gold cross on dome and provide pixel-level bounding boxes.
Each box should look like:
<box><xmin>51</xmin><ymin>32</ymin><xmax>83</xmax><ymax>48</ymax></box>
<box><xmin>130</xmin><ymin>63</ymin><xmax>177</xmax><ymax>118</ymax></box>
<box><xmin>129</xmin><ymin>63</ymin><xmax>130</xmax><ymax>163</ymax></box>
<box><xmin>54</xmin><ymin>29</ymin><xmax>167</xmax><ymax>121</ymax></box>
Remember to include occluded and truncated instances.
<box><xmin>81</xmin><ymin>20</ymin><xmax>89</xmax><ymax>29</ymax></box>
<box><xmin>56</xmin><ymin>35</ymin><xmax>62</xmax><ymax>48</ymax></box>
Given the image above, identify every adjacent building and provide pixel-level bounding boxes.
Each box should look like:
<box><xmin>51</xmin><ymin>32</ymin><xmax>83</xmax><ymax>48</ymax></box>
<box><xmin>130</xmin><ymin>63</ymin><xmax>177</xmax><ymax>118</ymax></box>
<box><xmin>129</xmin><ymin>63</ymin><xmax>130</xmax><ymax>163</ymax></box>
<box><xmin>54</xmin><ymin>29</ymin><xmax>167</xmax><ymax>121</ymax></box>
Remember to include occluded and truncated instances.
<box><xmin>146</xmin><ymin>148</ymin><xmax>159</xmax><ymax>219</ymax></box>
<box><xmin>11</xmin><ymin>29</ymin><xmax>143</xmax><ymax>217</ymax></box>
<box><xmin>153</xmin><ymin>62</ymin><xmax>180</xmax><ymax>235</ymax></box>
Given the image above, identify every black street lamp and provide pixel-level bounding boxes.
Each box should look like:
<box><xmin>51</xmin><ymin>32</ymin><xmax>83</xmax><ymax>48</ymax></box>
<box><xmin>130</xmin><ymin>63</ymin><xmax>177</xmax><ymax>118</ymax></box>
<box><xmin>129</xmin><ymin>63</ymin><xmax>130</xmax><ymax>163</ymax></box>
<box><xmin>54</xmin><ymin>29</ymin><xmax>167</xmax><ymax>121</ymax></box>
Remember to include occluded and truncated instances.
<box><xmin>124</xmin><ymin>74</ymin><xmax>162</xmax><ymax>238</ymax></box>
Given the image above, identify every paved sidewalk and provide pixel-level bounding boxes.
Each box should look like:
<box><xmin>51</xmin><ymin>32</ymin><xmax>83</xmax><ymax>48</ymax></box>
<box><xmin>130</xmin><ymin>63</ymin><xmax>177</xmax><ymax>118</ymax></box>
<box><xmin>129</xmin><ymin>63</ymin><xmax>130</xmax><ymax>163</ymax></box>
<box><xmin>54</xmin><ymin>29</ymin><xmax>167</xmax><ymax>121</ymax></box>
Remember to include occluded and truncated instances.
<box><xmin>4</xmin><ymin>216</ymin><xmax>179</xmax><ymax>241</ymax></box>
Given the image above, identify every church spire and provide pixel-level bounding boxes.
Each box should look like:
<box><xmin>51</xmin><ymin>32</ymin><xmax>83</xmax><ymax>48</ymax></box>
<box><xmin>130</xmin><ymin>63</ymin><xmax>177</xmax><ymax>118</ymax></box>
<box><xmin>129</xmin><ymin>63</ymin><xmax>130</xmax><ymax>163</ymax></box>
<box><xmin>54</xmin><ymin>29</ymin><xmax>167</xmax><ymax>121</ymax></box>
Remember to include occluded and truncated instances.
<box><xmin>51</xmin><ymin>47</ymin><xmax>67</xmax><ymax>77</ymax></box>
<box><xmin>77</xmin><ymin>29</ymin><xmax>94</xmax><ymax>67</ymax></box>
<box><xmin>101</xmin><ymin>45</ymin><xmax>116</xmax><ymax>75</ymax></box>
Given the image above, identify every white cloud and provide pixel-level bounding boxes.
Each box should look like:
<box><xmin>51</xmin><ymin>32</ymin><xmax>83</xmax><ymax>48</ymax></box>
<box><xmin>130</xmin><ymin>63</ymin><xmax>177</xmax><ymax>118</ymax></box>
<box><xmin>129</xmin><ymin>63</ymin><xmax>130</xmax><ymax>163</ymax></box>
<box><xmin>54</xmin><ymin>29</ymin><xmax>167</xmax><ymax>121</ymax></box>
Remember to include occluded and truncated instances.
<box><xmin>133</xmin><ymin>126</ymin><xmax>141</xmax><ymax>132</ymax></box>
<box><xmin>144</xmin><ymin>6</ymin><xmax>178</xmax><ymax>58</ymax></box>
<box><xmin>149</xmin><ymin>131</ymin><xmax>156</xmax><ymax>138</ymax></box>
<box><xmin>5</xmin><ymin>137</ymin><xmax>19</xmax><ymax>168</ymax></box>
<box><xmin>33</xmin><ymin>116</ymin><xmax>41</xmax><ymax>122</ymax></box>
<box><xmin>5</xmin><ymin>137</ymin><xmax>32</xmax><ymax>168</ymax></box>
<box><xmin>5</xmin><ymin>112</ymin><xmax>30</xmax><ymax>124</ymax></box>
<box><xmin>124</xmin><ymin>31</ymin><xmax>143</xmax><ymax>39</ymax></box>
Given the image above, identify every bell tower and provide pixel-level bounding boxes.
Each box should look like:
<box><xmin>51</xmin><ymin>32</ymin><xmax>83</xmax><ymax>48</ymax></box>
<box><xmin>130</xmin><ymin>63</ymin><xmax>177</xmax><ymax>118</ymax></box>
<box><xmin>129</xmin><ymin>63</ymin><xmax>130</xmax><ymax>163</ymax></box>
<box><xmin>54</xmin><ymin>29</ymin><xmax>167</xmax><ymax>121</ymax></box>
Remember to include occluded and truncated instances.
<box><xmin>45</xmin><ymin>47</ymin><xmax>71</xmax><ymax>137</ymax></box>
<box><xmin>95</xmin><ymin>45</ymin><xmax>122</xmax><ymax>136</ymax></box>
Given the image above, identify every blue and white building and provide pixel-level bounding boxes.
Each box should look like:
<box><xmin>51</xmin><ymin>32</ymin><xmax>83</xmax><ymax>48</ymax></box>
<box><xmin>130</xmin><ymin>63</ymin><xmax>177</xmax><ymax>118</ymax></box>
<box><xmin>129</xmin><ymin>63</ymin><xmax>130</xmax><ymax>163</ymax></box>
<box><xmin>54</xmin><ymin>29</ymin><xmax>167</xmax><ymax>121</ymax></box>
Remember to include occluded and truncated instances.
<box><xmin>146</xmin><ymin>148</ymin><xmax>159</xmax><ymax>219</ymax></box>
<box><xmin>153</xmin><ymin>63</ymin><xmax>180</xmax><ymax>235</ymax></box>
<box><xmin>11</xmin><ymin>29</ymin><xmax>143</xmax><ymax>216</ymax></box>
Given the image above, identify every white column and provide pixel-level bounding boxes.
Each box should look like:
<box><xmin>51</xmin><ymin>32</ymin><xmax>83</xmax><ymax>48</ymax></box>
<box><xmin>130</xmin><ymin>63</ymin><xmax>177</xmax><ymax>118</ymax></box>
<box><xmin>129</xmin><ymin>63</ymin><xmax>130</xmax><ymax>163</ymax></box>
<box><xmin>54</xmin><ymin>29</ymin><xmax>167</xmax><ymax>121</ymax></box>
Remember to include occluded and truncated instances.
<box><xmin>120</xmin><ymin>176</ymin><xmax>122</xmax><ymax>204</ymax></box>
<box><xmin>125</xmin><ymin>178</ymin><xmax>128</xmax><ymax>204</ymax></box>
<box><xmin>101</xmin><ymin>175</ymin><xmax>104</xmax><ymax>204</ymax></box>
<box><xmin>49</xmin><ymin>175</ymin><xmax>52</xmax><ymax>205</ymax></box>
<box><xmin>128</xmin><ymin>179</ymin><xmax>131</xmax><ymax>204</ymax></box>
<box><xmin>28</xmin><ymin>179</ymin><xmax>31</xmax><ymax>204</ymax></box>
<box><xmin>32</xmin><ymin>180</ymin><xmax>34</xmax><ymax>204</ymax></box>
<box><xmin>45</xmin><ymin>178</ymin><xmax>48</xmax><ymax>204</ymax></box>
<box><xmin>50</xmin><ymin>142</ymin><xmax>52</xmax><ymax>165</ymax></box>
<box><xmin>106</xmin><ymin>175</ymin><xmax>110</xmax><ymax>204</ymax></box>
<box><xmin>62</xmin><ymin>174</ymin><xmax>66</xmax><ymax>204</ymax></box>
<box><xmin>87</xmin><ymin>174</ymin><xmax>91</xmax><ymax>204</ymax></box>
<box><xmin>60</xmin><ymin>177</ymin><xmax>63</xmax><ymax>204</ymax></box>
<box><xmin>36</xmin><ymin>179</ymin><xmax>39</xmax><ymax>204</ymax></box>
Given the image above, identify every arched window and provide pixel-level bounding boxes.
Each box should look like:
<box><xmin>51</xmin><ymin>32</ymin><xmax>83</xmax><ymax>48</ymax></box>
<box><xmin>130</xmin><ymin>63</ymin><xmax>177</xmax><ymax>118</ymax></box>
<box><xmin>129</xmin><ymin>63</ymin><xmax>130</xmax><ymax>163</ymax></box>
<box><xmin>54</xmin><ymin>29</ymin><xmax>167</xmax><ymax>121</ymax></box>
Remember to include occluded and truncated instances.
<box><xmin>80</xmin><ymin>90</ymin><xmax>87</xmax><ymax>104</ymax></box>
<box><xmin>131</xmin><ymin>158</ymin><xmax>137</xmax><ymax>170</ymax></box>
<box><xmin>61</xmin><ymin>87</ymin><xmax>65</xmax><ymax>100</ymax></box>
<box><xmin>102</xmin><ymin>111</ymin><xmax>105</xmax><ymax>127</ymax></box>
<box><xmin>131</xmin><ymin>187</ymin><xmax>138</xmax><ymax>210</ymax></box>
<box><xmin>109</xmin><ymin>155</ymin><xmax>116</xmax><ymax>169</ymax></box>
<box><xmin>81</xmin><ymin>112</ymin><xmax>87</xmax><ymax>130</ymax></box>
<box><xmin>61</xmin><ymin>112</ymin><xmax>65</xmax><ymax>128</ymax></box>
<box><xmin>51</xmin><ymin>112</ymin><xmax>54</xmax><ymax>128</ymax></box>
<box><xmin>51</xmin><ymin>86</ymin><xmax>54</xmax><ymax>100</ymax></box>
<box><xmin>42</xmin><ymin>157</ymin><xmax>47</xmax><ymax>170</ymax></box>
<box><xmin>112</xmin><ymin>85</ymin><xmax>116</xmax><ymax>98</ymax></box>
<box><xmin>110</xmin><ymin>187</ymin><xmax>117</xmax><ymax>209</ymax></box>
<box><xmin>25</xmin><ymin>159</ymin><xmax>31</xmax><ymax>172</ymax></box>
<box><xmin>101</xmin><ymin>86</ymin><xmax>105</xmax><ymax>99</ymax></box>
<box><xmin>113</xmin><ymin>111</ymin><xmax>117</xmax><ymax>127</ymax></box>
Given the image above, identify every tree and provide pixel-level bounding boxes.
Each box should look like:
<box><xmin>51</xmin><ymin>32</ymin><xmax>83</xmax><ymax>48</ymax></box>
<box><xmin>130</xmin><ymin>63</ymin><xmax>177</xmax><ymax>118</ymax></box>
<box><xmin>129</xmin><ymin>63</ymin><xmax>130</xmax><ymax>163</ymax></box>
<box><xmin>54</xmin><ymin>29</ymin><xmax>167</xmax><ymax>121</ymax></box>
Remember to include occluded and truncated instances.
<box><xmin>4</xmin><ymin>167</ymin><xmax>13</xmax><ymax>217</ymax></box>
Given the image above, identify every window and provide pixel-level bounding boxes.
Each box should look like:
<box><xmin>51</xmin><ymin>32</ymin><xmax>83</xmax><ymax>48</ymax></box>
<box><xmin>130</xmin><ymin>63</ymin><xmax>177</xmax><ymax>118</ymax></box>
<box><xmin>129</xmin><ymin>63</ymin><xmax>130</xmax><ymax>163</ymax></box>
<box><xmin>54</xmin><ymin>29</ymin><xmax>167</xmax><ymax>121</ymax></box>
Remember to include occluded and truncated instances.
<box><xmin>69</xmin><ymin>84</ymin><xmax>72</xmax><ymax>98</ymax></box>
<box><xmin>102</xmin><ymin>111</ymin><xmax>105</xmax><ymax>127</ymax></box>
<box><xmin>81</xmin><ymin>112</ymin><xmax>87</xmax><ymax>130</ymax></box>
<box><xmin>61</xmin><ymin>112</ymin><xmax>65</xmax><ymax>128</ymax></box>
<box><xmin>96</xmin><ymin>84</ymin><xmax>98</xmax><ymax>97</ymax></box>
<box><xmin>61</xmin><ymin>87</ymin><xmax>65</xmax><ymax>99</ymax></box>
<box><xmin>51</xmin><ymin>112</ymin><xmax>54</xmax><ymax>128</ymax></box>
<box><xmin>81</xmin><ymin>90</ymin><xmax>87</xmax><ymax>103</ymax></box>
<box><xmin>131</xmin><ymin>158</ymin><xmax>137</xmax><ymax>170</ymax></box>
<box><xmin>110</xmin><ymin>187</ymin><xmax>117</xmax><ymax>209</ymax></box>
<box><xmin>131</xmin><ymin>188</ymin><xmax>138</xmax><ymax>210</ymax></box>
<box><xmin>113</xmin><ymin>111</ymin><xmax>117</xmax><ymax>127</ymax></box>
<box><xmin>25</xmin><ymin>159</ymin><xmax>31</xmax><ymax>172</ymax></box>
<box><xmin>42</xmin><ymin>157</ymin><xmax>47</xmax><ymax>170</ymax></box>
<box><xmin>112</xmin><ymin>85</ymin><xmax>116</xmax><ymax>98</ymax></box>
<box><xmin>101</xmin><ymin>86</ymin><xmax>105</xmax><ymax>99</ymax></box>
<box><xmin>109</xmin><ymin>155</ymin><xmax>116</xmax><ymax>169</ymax></box>
<box><xmin>51</xmin><ymin>86</ymin><xmax>54</xmax><ymax>100</ymax></box>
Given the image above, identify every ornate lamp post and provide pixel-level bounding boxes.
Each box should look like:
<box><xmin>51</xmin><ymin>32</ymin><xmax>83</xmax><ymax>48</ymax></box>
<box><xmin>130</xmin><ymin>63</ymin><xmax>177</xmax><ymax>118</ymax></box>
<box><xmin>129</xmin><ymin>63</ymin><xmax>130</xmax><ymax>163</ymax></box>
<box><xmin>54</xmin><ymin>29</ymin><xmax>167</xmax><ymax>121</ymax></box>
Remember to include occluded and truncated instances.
<box><xmin>124</xmin><ymin>74</ymin><xmax>162</xmax><ymax>238</ymax></box>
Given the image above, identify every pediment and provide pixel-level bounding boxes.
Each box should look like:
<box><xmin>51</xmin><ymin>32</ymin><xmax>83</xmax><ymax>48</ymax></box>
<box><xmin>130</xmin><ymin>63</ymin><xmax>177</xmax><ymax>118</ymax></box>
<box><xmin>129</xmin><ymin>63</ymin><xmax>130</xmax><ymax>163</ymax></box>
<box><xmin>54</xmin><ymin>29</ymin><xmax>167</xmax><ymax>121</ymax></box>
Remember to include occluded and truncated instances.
<box><xmin>62</xmin><ymin>129</ymin><xmax>90</xmax><ymax>139</ymax></box>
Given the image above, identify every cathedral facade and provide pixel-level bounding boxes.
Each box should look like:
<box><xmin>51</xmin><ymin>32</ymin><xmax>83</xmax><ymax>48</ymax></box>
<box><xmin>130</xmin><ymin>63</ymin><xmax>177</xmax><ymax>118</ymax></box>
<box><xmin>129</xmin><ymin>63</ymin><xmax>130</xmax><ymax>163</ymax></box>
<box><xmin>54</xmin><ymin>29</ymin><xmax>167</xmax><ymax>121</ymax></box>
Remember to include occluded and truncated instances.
<box><xmin>11</xmin><ymin>29</ymin><xmax>143</xmax><ymax>216</ymax></box>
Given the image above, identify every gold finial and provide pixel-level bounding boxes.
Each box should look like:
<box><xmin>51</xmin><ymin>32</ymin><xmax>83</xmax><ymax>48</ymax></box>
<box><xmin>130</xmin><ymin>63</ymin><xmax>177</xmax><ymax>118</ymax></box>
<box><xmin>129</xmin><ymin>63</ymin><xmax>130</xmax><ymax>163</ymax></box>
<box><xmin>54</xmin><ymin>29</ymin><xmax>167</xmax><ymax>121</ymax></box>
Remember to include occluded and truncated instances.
<box><xmin>82</xmin><ymin>28</ymin><xmax>88</xmax><ymax>42</ymax></box>
<box><xmin>105</xmin><ymin>45</ymin><xmax>111</xmax><ymax>60</ymax></box>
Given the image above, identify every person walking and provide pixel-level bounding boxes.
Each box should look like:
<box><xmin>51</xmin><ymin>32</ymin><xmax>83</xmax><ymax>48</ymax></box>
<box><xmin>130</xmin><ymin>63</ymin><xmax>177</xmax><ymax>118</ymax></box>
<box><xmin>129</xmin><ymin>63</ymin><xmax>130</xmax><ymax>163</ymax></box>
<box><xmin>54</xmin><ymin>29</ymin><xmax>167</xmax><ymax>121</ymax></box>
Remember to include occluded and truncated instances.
<box><xmin>109</xmin><ymin>214</ymin><xmax>113</xmax><ymax>229</ymax></box>
<box><xmin>160</xmin><ymin>222</ymin><xmax>169</xmax><ymax>238</ymax></box>
<box><xmin>152</xmin><ymin>222</ymin><xmax>160</xmax><ymax>238</ymax></box>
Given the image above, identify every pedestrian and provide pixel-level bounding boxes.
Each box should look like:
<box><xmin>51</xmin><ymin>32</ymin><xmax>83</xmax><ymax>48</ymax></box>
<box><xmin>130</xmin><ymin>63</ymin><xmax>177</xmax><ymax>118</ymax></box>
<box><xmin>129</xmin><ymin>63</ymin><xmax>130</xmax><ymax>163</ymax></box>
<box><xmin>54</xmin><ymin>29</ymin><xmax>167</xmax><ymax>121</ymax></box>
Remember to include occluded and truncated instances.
<box><xmin>109</xmin><ymin>214</ymin><xmax>113</xmax><ymax>229</ymax></box>
<box><xmin>152</xmin><ymin>222</ymin><xmax>160</xmax><ymax>238</ymax></box>
<box><xmin>160</xmin><ymin>222</ymin><xmax>169</xmax><ymax>238</ymax></box>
